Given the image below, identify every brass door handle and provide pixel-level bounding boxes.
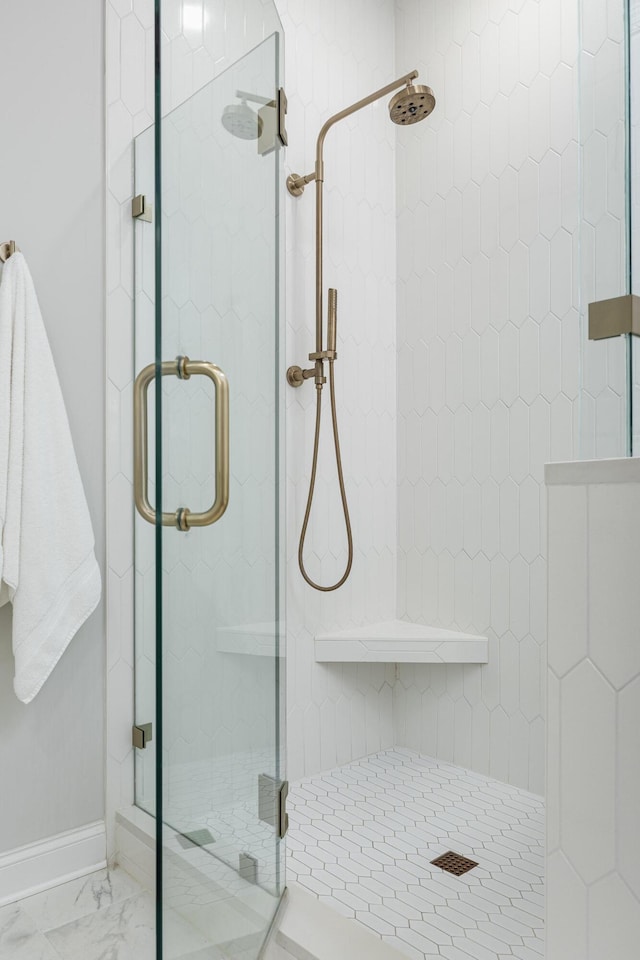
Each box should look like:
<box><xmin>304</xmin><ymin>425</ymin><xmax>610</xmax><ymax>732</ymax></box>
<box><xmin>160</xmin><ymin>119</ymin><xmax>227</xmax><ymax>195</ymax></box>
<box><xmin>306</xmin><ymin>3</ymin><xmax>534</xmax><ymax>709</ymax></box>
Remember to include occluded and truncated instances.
<box><xmin>134</xmin><ymin>356</ymin><xmax>229</xmax><ymax>531</ymax></box>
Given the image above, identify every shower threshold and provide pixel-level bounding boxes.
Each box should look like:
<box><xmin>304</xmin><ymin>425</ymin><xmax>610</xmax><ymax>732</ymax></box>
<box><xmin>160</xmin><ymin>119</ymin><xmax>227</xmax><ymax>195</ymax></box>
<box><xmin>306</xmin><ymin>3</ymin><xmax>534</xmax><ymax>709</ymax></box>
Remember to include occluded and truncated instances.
<box><xmin>287</xmin><ymin>748</ymin><xmax>544</xmax><ymax>960</ymax></box>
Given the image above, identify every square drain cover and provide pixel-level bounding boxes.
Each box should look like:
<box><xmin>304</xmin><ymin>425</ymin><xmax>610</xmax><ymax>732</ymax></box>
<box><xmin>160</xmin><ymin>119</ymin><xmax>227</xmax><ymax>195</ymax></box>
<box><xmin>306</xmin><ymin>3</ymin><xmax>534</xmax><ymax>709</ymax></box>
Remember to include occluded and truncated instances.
<box><xmin>431</xmin><ymin>850</ymin><xmax>478</xmax><ymax>876</ymax></box>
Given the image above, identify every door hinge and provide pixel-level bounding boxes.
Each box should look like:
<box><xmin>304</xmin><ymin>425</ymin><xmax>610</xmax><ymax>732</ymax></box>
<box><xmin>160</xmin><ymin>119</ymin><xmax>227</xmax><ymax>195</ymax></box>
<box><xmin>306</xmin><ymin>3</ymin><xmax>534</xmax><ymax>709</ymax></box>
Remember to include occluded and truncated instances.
<box><xmin>132</xmin><ymin>194</ymin><xmax>152</xmax><ymax>222</ymax></box>
<box><xmin>258</xmin><ymin>87</ymin><xmax>288</xmax><ymax>157</ymax></box>
<box><xmin>239</xmin><ymin>852</ymin><xmax>259</xmax><ymax>884</ymax></box>
<box><xmin>588</xmin><ymin>294</ymin><xmax>640</xmax><ymax>340</ymax></box>
<box><xmin>132</xmin><ymin>723</ymin><xmax>153</xmax><ymax>749</ymax></box>
<box><xmin>258</xmin><ymin>774</ymin><xmax>289</xmax><ymax>839</ymax></box>
<box><xmin>277</xmin><ymin>87</ymin><xmax>288</xmax><ymax>147</ymax></box>
<box><xmin>278</xmin><ymin>779</ymin><xmax>289</xmax><ymax>839</ymax></box>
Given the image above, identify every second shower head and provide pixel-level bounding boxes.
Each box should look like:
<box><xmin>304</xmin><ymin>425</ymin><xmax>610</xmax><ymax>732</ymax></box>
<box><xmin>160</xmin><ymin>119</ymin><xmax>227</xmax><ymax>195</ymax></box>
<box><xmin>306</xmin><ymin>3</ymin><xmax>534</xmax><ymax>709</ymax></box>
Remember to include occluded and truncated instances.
<box><xmin>388</xmin><ymin>83</ymin><xmax>436</xmax><ymax>125</ymax></box>
<box><xmin>221</xmin><ymin>100</ymin><xmax>263</xmax><ymax>140</ymax></box>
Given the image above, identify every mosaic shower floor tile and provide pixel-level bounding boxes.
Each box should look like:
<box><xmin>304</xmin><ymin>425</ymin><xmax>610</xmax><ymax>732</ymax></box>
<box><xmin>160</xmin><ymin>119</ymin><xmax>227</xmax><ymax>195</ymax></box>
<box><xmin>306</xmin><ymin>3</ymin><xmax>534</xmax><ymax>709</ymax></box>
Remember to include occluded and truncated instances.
<box><xmin>287</xmin><ymin>748</ymin><xmax>544</xmax><ymax>960</ymax></box>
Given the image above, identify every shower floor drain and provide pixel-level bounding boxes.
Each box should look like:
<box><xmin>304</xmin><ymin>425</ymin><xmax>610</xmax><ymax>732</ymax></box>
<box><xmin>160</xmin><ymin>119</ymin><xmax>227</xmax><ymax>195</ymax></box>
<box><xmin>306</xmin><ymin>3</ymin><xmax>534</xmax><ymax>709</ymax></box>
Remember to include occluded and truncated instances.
<box><xmin>430</xmin><ymin>850</ymin><xmax>478</xmax><ymax>876</ymax></box>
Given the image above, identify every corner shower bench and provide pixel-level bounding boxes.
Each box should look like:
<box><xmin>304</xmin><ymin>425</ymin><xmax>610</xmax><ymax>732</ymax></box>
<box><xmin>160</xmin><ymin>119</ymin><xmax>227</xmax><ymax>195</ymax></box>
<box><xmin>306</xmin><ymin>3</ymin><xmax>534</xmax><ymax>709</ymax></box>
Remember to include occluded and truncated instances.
<box><xmin>314</xmin><ymin>619</ymin><xmax>488</xmax><ymax>663</ymax></box>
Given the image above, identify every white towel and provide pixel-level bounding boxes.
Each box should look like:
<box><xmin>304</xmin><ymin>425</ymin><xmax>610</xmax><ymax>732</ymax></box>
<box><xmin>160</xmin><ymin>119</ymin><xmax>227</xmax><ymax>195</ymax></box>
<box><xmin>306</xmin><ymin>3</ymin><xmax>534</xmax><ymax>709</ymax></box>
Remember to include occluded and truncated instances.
<box><xmin>0</xmin><ymin>253</ymin><xmax>101</xmax><ymax>703</ymax></box>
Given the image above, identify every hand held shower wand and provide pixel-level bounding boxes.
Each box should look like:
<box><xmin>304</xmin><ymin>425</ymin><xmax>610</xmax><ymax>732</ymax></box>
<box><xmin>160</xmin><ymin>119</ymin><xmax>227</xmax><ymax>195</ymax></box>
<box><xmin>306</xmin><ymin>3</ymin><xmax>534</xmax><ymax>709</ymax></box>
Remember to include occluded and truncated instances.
<box><xmin>286</xmin><ymin>72</ymin><xmax>435</xmax><ymax>591</ymax></box>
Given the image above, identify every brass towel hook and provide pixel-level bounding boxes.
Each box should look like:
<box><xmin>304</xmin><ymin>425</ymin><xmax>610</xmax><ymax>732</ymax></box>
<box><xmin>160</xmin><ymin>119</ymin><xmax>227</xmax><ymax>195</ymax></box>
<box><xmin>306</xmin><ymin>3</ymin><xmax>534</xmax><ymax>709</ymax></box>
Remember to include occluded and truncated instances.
<box><xmin>0</xmin><ymin>241</ymin><xmax>19</xmax><ymax>263</ymax></box>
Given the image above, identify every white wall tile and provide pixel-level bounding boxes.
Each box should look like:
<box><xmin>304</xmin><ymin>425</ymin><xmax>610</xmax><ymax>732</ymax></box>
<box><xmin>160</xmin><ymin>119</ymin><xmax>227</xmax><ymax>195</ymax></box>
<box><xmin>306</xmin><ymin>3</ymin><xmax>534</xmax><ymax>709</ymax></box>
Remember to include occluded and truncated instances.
<box><xmin>394</xmin><ymin>0</ymin><xmax>584</xmax><ymax>795</ymax></box>
<box><xmin>546</xmin><ymin>852</ymin><xmax>587</xmax><ymax>960</ymax></box>
<box><xmin>618</xmin><ymin>675</ymin><xmax>640</xmax><ymax>901</ymax></box>
<box><xmin>560</xmin><ymin>660</ymin><xmax>616</xmax><ymax>884</ymax></box>
<box><xmin>547</xmin><ymin>485</ymin><xmax>588</xmax><ymax>677</ymax></box>
<box><xmin>588</xmin><ymin>484</ymin><xmax>640</xmax><ymax>688</ymax></box>
<box><xmin>395</xmin><ymin>0</ymin><xmax>628</xmax><ymax>798</ymax></box>
<box><xmin>588</xmin><ymin>874</ymin><xmax>640</xmax><ymax>960</ymax></box>
<box><xmin>547</xmin><ymin>468</ymin><xmax>640</xmax><ymax>956</ymax></box>
<box><xmin>282</xmin><ymin>0</ymin><xmax>399</xmax><ymax>779</ymax></box>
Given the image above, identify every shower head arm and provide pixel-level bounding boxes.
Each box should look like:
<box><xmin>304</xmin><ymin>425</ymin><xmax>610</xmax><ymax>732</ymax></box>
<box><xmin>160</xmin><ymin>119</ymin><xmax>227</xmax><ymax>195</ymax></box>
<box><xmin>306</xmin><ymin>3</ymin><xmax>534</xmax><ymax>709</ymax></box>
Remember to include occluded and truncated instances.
<box><xmin>313</xmin><ymin>69</ymin><xmax>419</xmax><ymax>354</ymax></box>
<box><xmin>287</xmin><ymin>69</ymin><xmax>419</xmax><ymax>193</ymax></box>
<box><xmin>314</xmin><ymin>69</ymin><xmax>418</xmax><ymax>178</ymax></box>
<box><xmin>286</xmin><ymin>69</ymin><xmax>420</xmax><ymax>358</ymax></box>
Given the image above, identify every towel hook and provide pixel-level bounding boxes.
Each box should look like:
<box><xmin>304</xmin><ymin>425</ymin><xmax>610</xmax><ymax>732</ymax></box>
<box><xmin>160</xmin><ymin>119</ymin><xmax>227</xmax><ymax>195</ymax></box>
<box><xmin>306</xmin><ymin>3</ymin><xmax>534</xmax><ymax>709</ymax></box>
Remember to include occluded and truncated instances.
<box><xmin>0</xmin><ymin>241</ymin><xmax>19</xmax><ymax>263</ymax></box>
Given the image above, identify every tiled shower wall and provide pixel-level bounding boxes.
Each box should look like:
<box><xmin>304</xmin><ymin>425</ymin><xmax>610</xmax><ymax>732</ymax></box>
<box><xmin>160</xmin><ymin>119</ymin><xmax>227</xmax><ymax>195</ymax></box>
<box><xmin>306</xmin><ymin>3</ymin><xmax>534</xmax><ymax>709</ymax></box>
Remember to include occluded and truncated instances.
<box><xmin>105</xmin><ymin>0</ymin><xmax>399</xmax><ymax>851</ymax></box>
<box><xmin>393</xmin><ymin>0</ymin><xmax>628</xmax><ymax>794</ymax></box>
<box><xmin>546</xmin><ymin>463</ymin><xmax>640</xmax><ymax>959</ymax></box>
<box><xmin>281</xmin><ymin>0</ymin><xmax>398</xmax><ymax>779</ymax></box>
<box><xmin>106</xmin><ymin>0</ymin><xmax>631</xmax><ymax>844</ymax></box>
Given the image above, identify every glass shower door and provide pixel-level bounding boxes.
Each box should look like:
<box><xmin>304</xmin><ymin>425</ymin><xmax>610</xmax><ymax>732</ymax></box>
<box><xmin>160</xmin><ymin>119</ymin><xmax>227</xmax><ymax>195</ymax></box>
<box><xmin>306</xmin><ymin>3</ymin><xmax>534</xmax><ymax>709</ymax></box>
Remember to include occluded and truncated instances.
<box><xmin>578</xmin><ymin>0</ymin><xmax>633</xmax><ymax>455</ymax></box>
<box><xmin>133</xmin><ymin>29</ymin><xmax>286</xmax><ymax>960</ymax></box>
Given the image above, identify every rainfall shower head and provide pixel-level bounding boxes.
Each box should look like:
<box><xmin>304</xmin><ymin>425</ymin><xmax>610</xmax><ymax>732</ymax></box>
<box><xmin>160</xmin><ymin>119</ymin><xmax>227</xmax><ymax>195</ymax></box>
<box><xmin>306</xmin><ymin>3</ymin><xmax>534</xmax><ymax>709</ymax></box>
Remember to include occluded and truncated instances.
<box><xmin>221</xmin><ymin>100</ymin><xmax>263</xmax><ymax>140</ymax></box>
<box><xmin>388</xmin><ymin>84</ymin><xmax>436</xmax><ymax>125</ymax></box>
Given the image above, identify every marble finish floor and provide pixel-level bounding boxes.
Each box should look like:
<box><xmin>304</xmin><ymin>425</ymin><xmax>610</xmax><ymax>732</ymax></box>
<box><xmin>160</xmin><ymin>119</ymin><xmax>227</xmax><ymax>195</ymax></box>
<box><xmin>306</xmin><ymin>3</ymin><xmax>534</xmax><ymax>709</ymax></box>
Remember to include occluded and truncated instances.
<box><xmin>287</xmin><ymin>748</ymin><xmax>545</xmax><ymax>960</ymax></box>
<box><xmin>0</xmin><ymin>867</ymin><xmax>258</xmax><ymax>960</ymax></box>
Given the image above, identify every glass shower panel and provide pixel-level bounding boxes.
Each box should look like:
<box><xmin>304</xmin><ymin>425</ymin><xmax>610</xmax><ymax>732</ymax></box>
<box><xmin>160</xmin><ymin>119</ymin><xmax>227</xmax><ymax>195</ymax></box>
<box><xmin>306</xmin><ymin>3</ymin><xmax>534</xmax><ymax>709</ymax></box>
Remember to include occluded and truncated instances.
<box><xmin>134</xmin><ymin>124</ymin><xmax>157</xmax><ymax>816</ymax></box>
<box><xmin>631</xmin><ymin>0</ymin><xmax>640</xmax><ymax>451</ymax></box>
<box><xmin>134</xmin><ymin>29</ymin><xmax>285</xmax><ymax>960</ymax></box>
<box><xmin>578</xmin><ymin>0</ymin><xmax>632</xmax><ymax>457</ymax></box>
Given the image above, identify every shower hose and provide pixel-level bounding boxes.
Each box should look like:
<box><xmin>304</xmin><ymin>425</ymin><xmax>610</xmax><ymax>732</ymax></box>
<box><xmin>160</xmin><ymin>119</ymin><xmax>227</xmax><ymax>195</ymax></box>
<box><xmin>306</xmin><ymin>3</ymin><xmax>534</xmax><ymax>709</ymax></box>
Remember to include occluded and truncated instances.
<box><xmin>298</xmin><ymin>359</ymin><xmax>353</xmax><ymax>592</ymax></box>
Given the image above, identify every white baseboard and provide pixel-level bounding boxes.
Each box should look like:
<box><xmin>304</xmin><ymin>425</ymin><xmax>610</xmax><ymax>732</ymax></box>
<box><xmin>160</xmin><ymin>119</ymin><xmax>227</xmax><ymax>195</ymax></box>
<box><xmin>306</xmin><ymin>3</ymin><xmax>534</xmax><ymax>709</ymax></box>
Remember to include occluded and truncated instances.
<box><xmin>0</xmin><ymin>820</ymin><xmax>106</xmax><ymax>906</ymax></box>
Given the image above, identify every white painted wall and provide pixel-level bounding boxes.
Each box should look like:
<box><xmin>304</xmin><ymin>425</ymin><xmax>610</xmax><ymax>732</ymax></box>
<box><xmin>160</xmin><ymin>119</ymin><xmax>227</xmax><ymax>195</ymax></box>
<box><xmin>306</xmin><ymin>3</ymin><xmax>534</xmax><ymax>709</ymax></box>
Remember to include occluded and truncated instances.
<box><xmin>546</xmin><ymin>459</ymin><xmax>640</xmax><ymax>960</ymax></box>
<box><xmin>0</xmin><ymin>1</ymin><xmax>105</xmax><ymax>853</ymax></box>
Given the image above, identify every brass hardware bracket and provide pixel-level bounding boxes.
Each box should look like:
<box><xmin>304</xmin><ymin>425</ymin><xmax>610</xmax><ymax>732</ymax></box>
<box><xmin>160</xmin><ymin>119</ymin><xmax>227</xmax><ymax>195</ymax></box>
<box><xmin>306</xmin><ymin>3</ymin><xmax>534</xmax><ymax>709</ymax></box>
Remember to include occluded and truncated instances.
<box><xmin>278</xmin><ymin>781</ymin><xmax>289</xmax><ymax>839</ymax></box>
<box><xmin>277</xmin><ymin>87</ymin><xmax>288</xmax><ymax>147</ymax></box>
<box><xmin>588</xmin><ymin>294</ymin><xmax>640</xmax><ymax>340</ymax></box>
<box><xmin>132</xmin><ymin>194</ymin><xmax>152</xmax><ymax>222</ymax></box>
<box><xmin>132</xmin><ymin>723</ymin><xmax>153</xmax><ymax>749</ymax></box>
<box><xmin>0</xmin><ymin>240</ymin><xmax>18</xmax><ymax>262</ymax></box>
<box><xmin>239</xmin><ymin>853</ymin><xmax>258</xmax><ymax>885</ymax></box>
<box><xmin>286</xmin><ymin>171</ymin><xmax>317</xmax><ymax>197</ymax></box>
<box><xmin>309</xmin><ymin>350</ymin><xmax>337</xmax><ymax>361</ymax></box>
<box><xmin>256</xmin><ymin>87</ymin><xmax>288</xmax><ymax>157</ymax></box>
<box><xmin>258</xmin><ymin>775</ymin><xmax>289</xmax><ymax>839</ymax></box>
<box><xmin>286</xmin><ymin>364</ymin><xmax>326</xmax><ymax>387</ymax></box>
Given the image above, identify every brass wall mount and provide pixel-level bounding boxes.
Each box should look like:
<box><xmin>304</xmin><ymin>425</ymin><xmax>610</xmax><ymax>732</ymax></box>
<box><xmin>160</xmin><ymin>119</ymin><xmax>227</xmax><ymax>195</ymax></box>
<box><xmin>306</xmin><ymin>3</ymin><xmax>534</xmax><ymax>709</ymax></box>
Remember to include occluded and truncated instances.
<box><xmin>258</xmin><ymin>775</ymin><xmax>290</xmax><ymax>838</ymax></box>
<box><xmin>286</xmin><ymin>171</ymin><xmax>316</xmax><ymax>197</ymax></box>
<box><xmin>132</xmin><ymin>195</ymin><xmax>152</xmax><ymax>222</ymax></box>
<box><xmin>222</xmin><ymin>87</ymin><xmax>288</xmax><ymax>155</ymax></box>
<box><xmin>0</xmin><ymin>240</ymin><xmax>19</xmax><ymax>262</ymax></box>
<box><xmin>133</xmin><ymin>357</ymin><xmax>229</xmax><ymax>531</ymax></box>
<box><xmin>588</xmin><ymin>294</ymin><xmax>640</xmax><ymax>340</ymax></box>
<box><xmin>132</xmin><ymin>723</ymin><xmax>153</xmax><ymax>749</ymax></box>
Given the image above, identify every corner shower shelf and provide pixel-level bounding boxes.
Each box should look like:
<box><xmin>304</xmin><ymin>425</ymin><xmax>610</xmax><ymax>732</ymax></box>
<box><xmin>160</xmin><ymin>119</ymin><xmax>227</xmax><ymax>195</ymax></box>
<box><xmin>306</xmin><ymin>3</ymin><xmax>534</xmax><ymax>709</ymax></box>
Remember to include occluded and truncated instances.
<box><xmin>314</xmin><ymin>619</ymin><xmax>488</xmax><ymax>664</ymax></box>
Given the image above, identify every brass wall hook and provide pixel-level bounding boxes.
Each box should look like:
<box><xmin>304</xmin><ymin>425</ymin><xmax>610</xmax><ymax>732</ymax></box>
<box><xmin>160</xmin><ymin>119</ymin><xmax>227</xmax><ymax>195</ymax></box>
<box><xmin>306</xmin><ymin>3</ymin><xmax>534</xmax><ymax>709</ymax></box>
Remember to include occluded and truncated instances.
<box><xmin>0</xmin><ymin>241</ymin><xmax>19</xmax><ymax>263</ymax></box>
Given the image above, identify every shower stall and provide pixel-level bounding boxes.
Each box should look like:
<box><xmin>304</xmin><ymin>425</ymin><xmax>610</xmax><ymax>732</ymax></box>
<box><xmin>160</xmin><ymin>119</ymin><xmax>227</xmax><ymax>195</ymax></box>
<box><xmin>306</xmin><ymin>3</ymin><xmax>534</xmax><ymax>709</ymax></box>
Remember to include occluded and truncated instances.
<box><xmin>105</xmin><ymin>0</ymin><xmax>639</xmax><ymax>958</ymax></box>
